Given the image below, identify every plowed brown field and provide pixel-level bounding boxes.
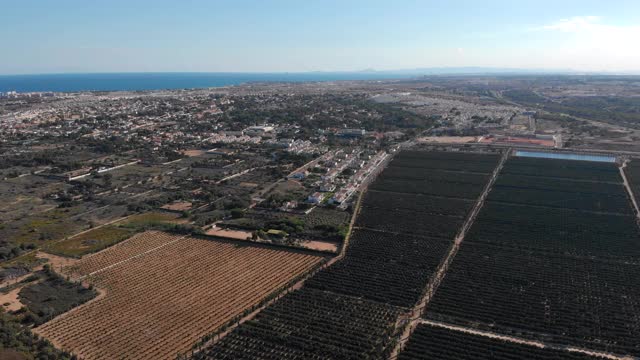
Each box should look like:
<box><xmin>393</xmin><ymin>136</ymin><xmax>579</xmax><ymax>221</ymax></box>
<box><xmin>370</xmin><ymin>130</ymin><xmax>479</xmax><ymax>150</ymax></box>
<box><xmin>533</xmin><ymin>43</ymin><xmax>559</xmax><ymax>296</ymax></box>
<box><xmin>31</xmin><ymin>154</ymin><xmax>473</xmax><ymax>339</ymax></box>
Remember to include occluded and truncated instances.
<box><xmin>34</xmin><ymin>231</ymin><xmax>324</xmax><ymax>360</ymax></box>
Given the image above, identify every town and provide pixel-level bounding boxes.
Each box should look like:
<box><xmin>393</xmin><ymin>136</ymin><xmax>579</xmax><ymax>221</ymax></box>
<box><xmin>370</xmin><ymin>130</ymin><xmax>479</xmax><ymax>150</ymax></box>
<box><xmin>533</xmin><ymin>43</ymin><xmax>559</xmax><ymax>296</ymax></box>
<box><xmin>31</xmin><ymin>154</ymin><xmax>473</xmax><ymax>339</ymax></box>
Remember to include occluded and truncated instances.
<box><xmin>2</xmin><ymin>76</ymin><xmax>640</xmax><ymax>360</ymax></box>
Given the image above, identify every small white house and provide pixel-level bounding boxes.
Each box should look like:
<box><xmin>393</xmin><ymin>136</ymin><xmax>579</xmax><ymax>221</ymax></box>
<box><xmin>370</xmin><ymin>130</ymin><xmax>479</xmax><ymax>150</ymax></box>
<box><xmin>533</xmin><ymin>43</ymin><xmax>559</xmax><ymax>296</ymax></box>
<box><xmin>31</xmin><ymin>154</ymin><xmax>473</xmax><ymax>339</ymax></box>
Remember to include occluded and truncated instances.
<box><xmin>307</xmin><ymin>192</ymin><xmax>324</xmax><ymax>204</ymax></box>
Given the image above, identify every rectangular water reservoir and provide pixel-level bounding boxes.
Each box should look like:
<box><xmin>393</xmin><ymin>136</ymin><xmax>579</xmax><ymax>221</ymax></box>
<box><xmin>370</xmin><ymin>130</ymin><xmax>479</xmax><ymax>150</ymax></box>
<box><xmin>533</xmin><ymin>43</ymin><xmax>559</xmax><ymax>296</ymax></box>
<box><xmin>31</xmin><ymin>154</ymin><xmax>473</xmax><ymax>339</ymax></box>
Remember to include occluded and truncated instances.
<box><xmin>515</xmin><ymin>150</ymin><xmax>616</xmax><ymax>163</ymax></box>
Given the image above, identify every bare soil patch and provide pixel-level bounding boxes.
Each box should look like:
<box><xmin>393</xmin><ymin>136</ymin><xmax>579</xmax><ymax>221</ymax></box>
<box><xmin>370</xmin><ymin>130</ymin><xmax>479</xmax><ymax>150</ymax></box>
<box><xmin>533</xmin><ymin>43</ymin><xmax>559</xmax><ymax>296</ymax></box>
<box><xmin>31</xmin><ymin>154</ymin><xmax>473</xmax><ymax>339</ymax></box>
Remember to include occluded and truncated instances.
<box><xmin>299</xmin><ymin>240</ymin><xmax>339</xmax><ymax>253</ymax></box>
<box><xmin>36</xmin><ymin>252</ymin><xmax>79</xmax><ymax>271</ymax></box>
<box><xmin>0</xmin><ymin>286</ymin><xmax>27</xmax><ymax>312</ymax></box>
<box><xmin>205</xmin><ymin>228</ymin><xmax>252</xmax><ymax>240</ymax></box>
<box><xmin>160</xmin><ymin>201</ymin><xmax>193</xmax><ymax>212</ymax></box>
<box><xmin>182</xmin><ymin>149</ymin><xmax>206</xmax><ymax>157</ymax></box>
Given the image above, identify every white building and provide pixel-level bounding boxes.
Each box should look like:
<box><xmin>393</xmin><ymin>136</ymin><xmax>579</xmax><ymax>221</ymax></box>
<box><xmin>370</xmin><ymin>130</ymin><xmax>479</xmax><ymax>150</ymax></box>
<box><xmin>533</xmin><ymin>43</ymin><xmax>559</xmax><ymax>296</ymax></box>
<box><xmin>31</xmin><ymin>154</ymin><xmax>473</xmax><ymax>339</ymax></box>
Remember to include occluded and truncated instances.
<box><xmin>307</xmin><ymin>192</ymin><xmax>324</xmax><ymax>204</ymax></box>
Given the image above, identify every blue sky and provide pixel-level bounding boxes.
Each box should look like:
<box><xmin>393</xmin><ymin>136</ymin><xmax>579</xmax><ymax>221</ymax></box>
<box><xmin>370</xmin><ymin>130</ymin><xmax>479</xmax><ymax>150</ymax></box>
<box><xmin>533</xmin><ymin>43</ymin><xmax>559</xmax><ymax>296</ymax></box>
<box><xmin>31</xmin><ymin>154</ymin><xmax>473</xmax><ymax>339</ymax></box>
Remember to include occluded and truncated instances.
<box><xmin>1</xmin><ymin>0</ymin><xmax>640</xmax><ymax>74</ymax></box>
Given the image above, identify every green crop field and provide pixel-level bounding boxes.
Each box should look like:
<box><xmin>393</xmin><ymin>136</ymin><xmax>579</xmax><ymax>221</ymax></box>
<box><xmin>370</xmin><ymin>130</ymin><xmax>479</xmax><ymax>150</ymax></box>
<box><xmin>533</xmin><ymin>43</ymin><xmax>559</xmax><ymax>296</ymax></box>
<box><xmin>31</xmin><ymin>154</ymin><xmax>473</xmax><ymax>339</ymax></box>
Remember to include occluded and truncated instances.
<box><xmin>45</xmin><ymin>226</ymin><xmax>136</xmax><ymax>258</ymax></box>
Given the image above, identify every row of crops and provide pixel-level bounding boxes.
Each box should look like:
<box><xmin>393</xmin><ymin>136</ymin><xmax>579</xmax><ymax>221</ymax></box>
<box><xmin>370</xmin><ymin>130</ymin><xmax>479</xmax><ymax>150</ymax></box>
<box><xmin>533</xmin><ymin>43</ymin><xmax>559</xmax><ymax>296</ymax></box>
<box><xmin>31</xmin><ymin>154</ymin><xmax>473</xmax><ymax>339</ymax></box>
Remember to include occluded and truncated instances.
<box><xmin>422</xmin><ymin>155</ymin><xmax>640</xmax><ymax>358</ymax></box>
<box><xmin>356</xmin><ymin>207</ymin><xmax>463</xmax><ymax>240</ymax></box>
<box><xmin>363</xmin><ymin>190</ymin><xmax>473</xmax><ymax>217</ymax></box>
<box><xmin>369</xmin><ymin>178</ymin><xmax>486</xmax><ymax>199</ymax></box>
<box><xmin>389</xmin><ymin>150</ymin><xmax>500</xmax><ymax>174</ymax></box>
<box><xmin>501</xmin><ymin>157</ymin><xmax>622</xmax><ymax>183</ymax></box>
<box><xmin>195</xmin><ymin>151</ymin><xmax>500</xmax><ymax>359</ymax></box>
<box><xmin>37</xmin><ymin>233</ymin><xmax>327</xmax><ymax>360</ymax></box>
<box><xmin>466</xmin><ymin>202</ymin><xmax>640</xmax><ymax>259</ymax></box>
<box><xmin>320</xmin><ymin>150</ymin><xmax>499</xmax><ymax>308</ymax></box>
<box><xmin>193</xmin><ymin>288</ymin><xmax>400</xmax><ymax>360</ymax></box>
<box><xmin>305</xmin><ymin>230</ymin><xmax>452</xmax><ymax>307</ymax></box>
<box><xmin>399</xmin><ymin>324</ymin><xmax>605</xmax><ymax>360</ymax></box>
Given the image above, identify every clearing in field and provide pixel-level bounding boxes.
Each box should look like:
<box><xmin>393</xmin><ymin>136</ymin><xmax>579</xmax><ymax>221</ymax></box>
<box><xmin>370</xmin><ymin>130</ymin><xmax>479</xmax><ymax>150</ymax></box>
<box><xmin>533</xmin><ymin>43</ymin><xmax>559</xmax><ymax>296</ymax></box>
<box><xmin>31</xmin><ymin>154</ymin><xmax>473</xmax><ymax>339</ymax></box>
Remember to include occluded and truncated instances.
<box><xmin>44</xmin><ymin>226</ymin><xmax>135</xmax><ymax>258</ymax></box>
<box><xmin>34</xmin><ymin>231</ymin><xmax>325</xmax><ymax>360</ymax></box>
<box><xmin>205</xmin><ymin>227</ymin><xmax>252</xmax><ymax>240</ymax></box>
<box><xmin>115</xmin><ymin>211</ymin><xmax>185</xmax><ymax>227</ymax></box>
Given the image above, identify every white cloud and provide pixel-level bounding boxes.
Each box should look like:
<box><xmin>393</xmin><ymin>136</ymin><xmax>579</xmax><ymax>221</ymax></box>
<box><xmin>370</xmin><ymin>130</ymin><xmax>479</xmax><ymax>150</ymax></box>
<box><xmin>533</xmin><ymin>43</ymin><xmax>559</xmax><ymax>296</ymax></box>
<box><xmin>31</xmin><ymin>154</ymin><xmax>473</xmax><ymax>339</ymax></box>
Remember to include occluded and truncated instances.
<box><xmin>539</xmin><ymin>16</ymin><xmax>601</xmax><ymax>32</ymax></box>
<box><xmin>533</xmin><ymin>16</ymin><xmax>640</xmax><ymax>72</ymax></box>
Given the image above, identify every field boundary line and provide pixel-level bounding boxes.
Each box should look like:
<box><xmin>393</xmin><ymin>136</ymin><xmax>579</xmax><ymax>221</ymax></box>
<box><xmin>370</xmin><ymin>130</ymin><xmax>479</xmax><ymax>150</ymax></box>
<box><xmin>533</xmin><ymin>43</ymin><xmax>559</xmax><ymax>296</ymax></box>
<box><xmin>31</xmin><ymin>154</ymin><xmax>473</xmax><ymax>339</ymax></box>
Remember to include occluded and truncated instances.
<box><xmin>381</xmin><ymin>166</ymin><xmax>495</xmax><ymax>177</ymax></box>
<box><xmin>77</xmin><ymin>234</ymin><xmax>188</xmax><ymax>281</ymax></box>
<box><xmin>486</xmin><ymin>199</ymin><xmax>632</xmax><ymax>217</ymax></box>
<box><xmin>357</xmin><ymin>205</ymin><xmax>467</xmax><ymax>219</ymax></box>
<box><xmin>620</xmin><ymin>160</ymin><xmax>640</xmax><ymax>223</ymax></box>
<box><xmin>496</xmin><ymin>171</ymin><xmax>624</xmax><ymax>185</ymax></box>
<box><xmin>18</xmin><ymin>213</ymin><xmax>138</xmax><ymax>269</ymax></box>
<box><xmin>389</xmin><ymin>149</ymin><xmax>510</xmax><ymax>360</ymax></box>
<box><xmin>351</xmin><ymin>226</ymin><xmax>453</xmax><ymax>242</ymax></box>
<box><xmin>367</xmin><ymin>187</ymin><xmax>489</xmax><ymax>200</ymax></box>
<box><xmin>417</xmin><ymin>319</ymin><xmax>635</xmax><ymax>360</ymax></box>
<box><xmin>365</xmin><ymin>189</ymin><xmax>477</xmax><ymax>203</ymax></box>
<box><xmin>42</xmin><ymin>213</ymin><xmax>137</xmax><ymax>252</ymax></box>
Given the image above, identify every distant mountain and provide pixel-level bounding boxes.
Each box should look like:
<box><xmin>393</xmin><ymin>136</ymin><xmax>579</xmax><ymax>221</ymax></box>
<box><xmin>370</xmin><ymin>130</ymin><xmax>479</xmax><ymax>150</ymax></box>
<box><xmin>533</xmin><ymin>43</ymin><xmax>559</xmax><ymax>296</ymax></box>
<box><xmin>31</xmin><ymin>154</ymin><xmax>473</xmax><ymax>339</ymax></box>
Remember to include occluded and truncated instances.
<box><xmin>353</xmin><ymin>67</ymin><xmax>577</xmax><ymax>75</ymax></box>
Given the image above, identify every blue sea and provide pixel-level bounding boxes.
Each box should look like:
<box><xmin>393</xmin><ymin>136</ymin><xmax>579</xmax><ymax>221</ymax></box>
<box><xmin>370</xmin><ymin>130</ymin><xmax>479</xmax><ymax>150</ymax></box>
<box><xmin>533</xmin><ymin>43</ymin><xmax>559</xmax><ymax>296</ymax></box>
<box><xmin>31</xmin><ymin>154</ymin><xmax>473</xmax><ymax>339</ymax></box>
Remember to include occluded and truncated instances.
<box><xmin>0</xmin><ymin>72</ymin><xmax>417</xmax><ymax>93</ymax></box>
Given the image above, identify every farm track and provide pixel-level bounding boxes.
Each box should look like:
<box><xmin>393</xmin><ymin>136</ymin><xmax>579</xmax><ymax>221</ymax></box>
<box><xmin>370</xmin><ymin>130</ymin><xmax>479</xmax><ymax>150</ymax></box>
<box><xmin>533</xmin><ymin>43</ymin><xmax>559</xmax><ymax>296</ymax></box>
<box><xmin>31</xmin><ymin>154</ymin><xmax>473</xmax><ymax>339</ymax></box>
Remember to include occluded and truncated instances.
<box><xmin>389</xmin><ymin>149</ymin><xmax>510</xmax><ymax>359</ymax></box>
<box><xmin>620</xmin><ymin>160</ymin><xmax>640</xmax><ymax>223</ymax></box>
<box><xmin>76</xmin><ymin>234</ymin><xmax>187</xmax><ymax>280</ymax></box>
<box><xmin>416</xmin><ymin>320</ymin><xmax>635</xmax><ymax>360</ymax></box>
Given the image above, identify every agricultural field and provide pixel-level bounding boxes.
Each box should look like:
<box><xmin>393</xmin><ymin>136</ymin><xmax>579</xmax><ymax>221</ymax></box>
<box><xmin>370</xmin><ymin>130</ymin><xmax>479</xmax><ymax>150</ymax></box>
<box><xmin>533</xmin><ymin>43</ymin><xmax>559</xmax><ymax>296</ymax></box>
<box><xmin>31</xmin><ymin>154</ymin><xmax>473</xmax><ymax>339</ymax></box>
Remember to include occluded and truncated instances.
<box><xmin>0</xmin><ymin>200</ymin><xmax>131</xmax><ymax>273</ymax></box>
<box><xmin>4</xmin><ymin>208</ymin><xmax>91</xmax><ymax>245</ymax></box>
<box><xmin>399</xmin><ymin>324</ymin><xmax>605</xmax><ymax>360</ymax></box>
<box><xmin>369</xmin><ymin>177</ymin><xmax>487</xmax><ymax>199</ymax></box>
<box><xmin>355</xmin><ymin>207</ymin><xmax>463</xmax><ymax>239</ymax></box>
<box><xmin>466</xmin><ymin>202</ymin><xmax>640</xmax><ymax>259</ymax></box>
<box><xmin>389</xmin><ymin>151</ymin><xmax>500</xmax><ymax>174</ymax></box>
<box><xmin>426</xmin><ymin>242</ymin><xmax>640</xmax><ymax>356</ymax></box>
<box><xmin>487</xmin><ymin>185</ymin><xmax>630</xmax><ymax>212</ymax></box>
<box><xmin>44</xmin><ymin>226</ymin><xmax>136</xmax><ymax>258</ymax></box>
<box><xmin>198</xmin><ymin>150</ymin><xmax>500</xmax><ymax>358</ymax></box>
<box><xmin>362</xmin><ymin>190</ymin><xmax>473</xmax><ymax>217</ymax></box>
<box><xmin>38</xmin><ymin>211</ymin><xmax>184</xmax><ymax>259</ymax></box>
<box><xmin>306</xmin><ymin>230</ymin><xmax>452</xmax><ymax>307</ymax></box>
<box><xmin>495</xmin><ymin>173</ymin><xmax>626</xmax><ymax>195</ymax></box>
<box><xmin>343</xmin><ymin>151</ymin><xmax>499</xmax><ymax>305</ymax></box>
<box><xmin>35</xmin><ymin>231</ymin><xmax>325</xmax><ymax>360</ymax></box>
<box><xmin>381</xmin><ymin>166</ymin><xmax>491</xmax><ymax>183</ymax></box>
<box><xmin>490</xmin><ymin>157</ymin><xmax>629</xmax><ymax>214</ymax></box>
<box><xmin>193</xmin><ymin>287</ymin><xmax>401</xmax><ymax>360</ymax></box>
<box><xmin>115</xmin><ymin>211</ymin><xmax>184</xmax><ymax>228</ymax></box>
<box><xmin>424</xmin><ymin>155</ymin><xmax>640</xmax><ymax>358</ymax></box>
<box><xmin>500</xmin><ymin>157</ymin><xmax>621</xmax><ymax>183</ymax></box>
<box><xmin>369</xmin><ymin>151</ymin><xmax>496</xmax><ymax>199</ymax></box>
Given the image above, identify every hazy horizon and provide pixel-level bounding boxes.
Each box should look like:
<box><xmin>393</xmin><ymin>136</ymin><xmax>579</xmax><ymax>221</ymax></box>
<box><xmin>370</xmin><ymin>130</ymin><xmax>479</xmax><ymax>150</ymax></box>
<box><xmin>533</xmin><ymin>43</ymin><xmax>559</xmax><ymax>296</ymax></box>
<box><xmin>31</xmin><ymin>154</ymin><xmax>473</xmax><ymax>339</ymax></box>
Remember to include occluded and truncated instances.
<box><xmin>2</xmin><ymin>0</ymin><xmax>640</xmax><ymax>75</ymax></box>
<box><xmin>3</xmin><ymin>66</ymin><xmax>640</xmax><ymax>77</ymax></box>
